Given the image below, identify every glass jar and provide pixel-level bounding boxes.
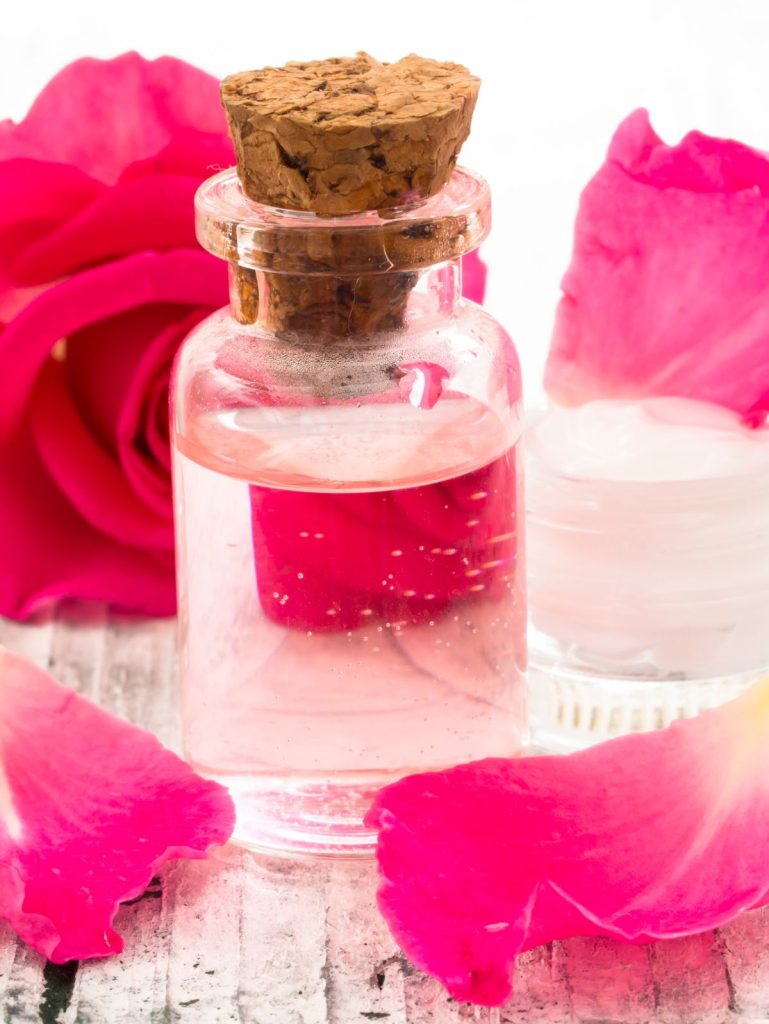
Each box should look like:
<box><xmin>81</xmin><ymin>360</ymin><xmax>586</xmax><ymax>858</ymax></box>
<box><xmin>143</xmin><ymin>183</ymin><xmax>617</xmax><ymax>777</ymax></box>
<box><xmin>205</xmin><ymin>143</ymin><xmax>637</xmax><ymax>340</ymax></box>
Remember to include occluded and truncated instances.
<box><xmin>171</xmin><ymin>167</ymin><xmax>526</xmax><ymax>856</ymax></box>
<box><xmin>526</xmin><ymin>397</ymin><xmax>769</xmax><ymax>753</ymax></box>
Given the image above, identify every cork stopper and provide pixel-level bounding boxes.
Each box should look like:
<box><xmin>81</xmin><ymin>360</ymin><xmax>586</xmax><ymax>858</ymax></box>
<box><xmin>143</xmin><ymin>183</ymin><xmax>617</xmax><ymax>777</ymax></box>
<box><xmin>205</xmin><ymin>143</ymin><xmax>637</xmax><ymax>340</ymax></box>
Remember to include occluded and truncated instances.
<box><xmin>221</xmin><ymin>52</ymin><xmax>479</xmax><ymax>217</ymax></box>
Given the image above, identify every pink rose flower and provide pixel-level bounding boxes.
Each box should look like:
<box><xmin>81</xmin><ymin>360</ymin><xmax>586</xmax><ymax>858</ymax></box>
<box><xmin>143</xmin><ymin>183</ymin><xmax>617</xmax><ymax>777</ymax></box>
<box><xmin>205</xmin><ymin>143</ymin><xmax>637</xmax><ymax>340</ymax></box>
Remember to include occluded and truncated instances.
<box><xmin>0</xmin><ymin>55</ymin><xmax>487</xmax><ymax>621</ymax></box>
<box><xmin>545</xmin><ymin>109</ymin><xmax>769</xmax><ymax>424</ymax></box>
<box><xmin>0</xmin><ymin>53</ymin><xmax>232</xmax><ymax>618</ymax></box>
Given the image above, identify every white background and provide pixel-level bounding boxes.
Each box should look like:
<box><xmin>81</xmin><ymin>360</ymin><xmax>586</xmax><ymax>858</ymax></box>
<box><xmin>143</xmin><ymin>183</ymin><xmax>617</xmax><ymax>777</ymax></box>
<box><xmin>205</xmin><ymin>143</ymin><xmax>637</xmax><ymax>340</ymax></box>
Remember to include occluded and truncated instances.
<box><xmin>3</xmin><ymin>0</ymin><xmax>769</xmax><ymax>397</ymax></box>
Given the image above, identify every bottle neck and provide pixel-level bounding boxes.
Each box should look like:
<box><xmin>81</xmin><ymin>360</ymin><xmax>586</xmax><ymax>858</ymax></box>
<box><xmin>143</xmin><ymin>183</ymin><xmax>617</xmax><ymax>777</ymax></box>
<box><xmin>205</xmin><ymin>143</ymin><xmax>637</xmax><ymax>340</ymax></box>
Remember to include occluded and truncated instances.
<box><xmin>228</xmin><ymin>259</ymin><xmax>463</xmax><ymax>338</ymax></box>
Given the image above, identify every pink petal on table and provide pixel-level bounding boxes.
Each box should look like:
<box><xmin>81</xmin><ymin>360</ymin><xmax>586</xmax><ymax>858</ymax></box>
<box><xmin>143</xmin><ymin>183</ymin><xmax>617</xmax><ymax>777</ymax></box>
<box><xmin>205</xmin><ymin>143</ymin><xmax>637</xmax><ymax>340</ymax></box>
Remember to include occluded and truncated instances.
<box><xmin>367</xmin><ymin>678</ymin><xmax>769</xmax><ymax>1006</ymax></box>
<box><xmin>545</xmin><ymin>109</ymin><xmax>769</xmax><ymax>421</ymax></box>
<box><xmin>0</xmin><ymin>53</ymin><xmax>225</xmax><ymax>184</ymax></box>
<box><xmin>0</xmin><ymin>646</ymin><xmax>234</xmax><ymax>962</ymax></box>
<box><xmin>0</xmin><ymin>421</ymin><xmax>176</xmax><ymax>619</ymax></box>
<box><xmin>0</xmin><ymin>248</ymin><xmax>227</xmax><ymax>440</ymax></box>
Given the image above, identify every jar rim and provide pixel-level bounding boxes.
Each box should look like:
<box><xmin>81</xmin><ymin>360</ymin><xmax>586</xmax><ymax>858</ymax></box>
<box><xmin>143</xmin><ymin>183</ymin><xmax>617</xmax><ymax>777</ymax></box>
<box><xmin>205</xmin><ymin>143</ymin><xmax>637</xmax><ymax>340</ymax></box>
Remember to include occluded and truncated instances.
<box><xmin>525</xmin><ymin>400</ymin><xmax>769</xmax><ymax>489</ymax></box>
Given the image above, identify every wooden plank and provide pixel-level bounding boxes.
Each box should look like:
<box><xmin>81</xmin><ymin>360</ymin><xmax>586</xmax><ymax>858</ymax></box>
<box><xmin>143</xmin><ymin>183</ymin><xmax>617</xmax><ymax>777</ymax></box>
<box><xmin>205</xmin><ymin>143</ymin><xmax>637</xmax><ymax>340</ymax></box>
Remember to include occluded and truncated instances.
<box><xmin>48</xmin><ymin>602</ymin><xmax>108</xmax><ymax>701</ymax></box>
<box><xmin>73</xmin><ymin>875</ymin><xmax>172</xmax><ymax>1024</ymax></box>
<box><xmin>649</xmin><ymin>931</ymin><xmax>731</xmax><ymax>1024</ymax></box>
<box><xmin>0</xmin><ymin>609</ymin><xmax>54</xmax><ymax>671</ymax></box>
<box><xmin>323</xmin><ymin>859</ymin><xmax>408</xmax><ymax>1022</ymax></box>
<box><xmin>164</xmin><ymin>852</ymin><xmax>244</xmax><ymax>1023</ymax></box>
<box><xmin>236</xmin><ymin>852</ymin><xmax>329</xmax><ymax>1024</ymax></box>
<box><xmin>2</xmin><ymin>946</ymin><xmax>52</xmax><ymax>1024</ymax></box>
<box><xmin>98</xmin><ymin>613</ymin><xmax>180</xmax><ymax>750</ymax></box>
<box><xmin>719</xmin><ymin>908</ymin><xmax>769</xmax><ymax>1019</ymax></box>
<box><xmin>560</xmin><ymin>936</ymin><xmax>655</xmax><ymax>1024</ymax></box>
<box><xmin>502</xmin><ymin>943</ymin><xmax>572</xmax><ymax>1024</ymax></box>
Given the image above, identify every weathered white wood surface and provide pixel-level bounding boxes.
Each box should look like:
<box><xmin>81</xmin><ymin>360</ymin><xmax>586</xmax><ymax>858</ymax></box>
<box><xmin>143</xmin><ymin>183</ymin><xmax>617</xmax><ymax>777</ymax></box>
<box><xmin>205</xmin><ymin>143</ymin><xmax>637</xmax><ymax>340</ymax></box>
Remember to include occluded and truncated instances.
<box><xmin>2</xmin><ymin>604</ymin><xmax>769</xmax><ymax>1024</ymax></box>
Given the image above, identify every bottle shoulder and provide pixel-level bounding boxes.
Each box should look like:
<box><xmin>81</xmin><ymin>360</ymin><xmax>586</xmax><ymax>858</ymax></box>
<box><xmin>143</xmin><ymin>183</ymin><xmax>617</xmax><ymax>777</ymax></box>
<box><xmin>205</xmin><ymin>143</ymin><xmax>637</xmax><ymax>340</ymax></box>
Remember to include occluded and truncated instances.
<box><xmin>175</xmin><ymin>300</ymin><xmax>519</xmax><ymax>383</ymax></box>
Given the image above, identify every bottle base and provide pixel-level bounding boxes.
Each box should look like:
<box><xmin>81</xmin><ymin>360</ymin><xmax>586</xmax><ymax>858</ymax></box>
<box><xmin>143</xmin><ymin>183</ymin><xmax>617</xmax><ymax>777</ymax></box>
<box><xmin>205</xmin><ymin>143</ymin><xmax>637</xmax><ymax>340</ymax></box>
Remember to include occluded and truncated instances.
<box><xmin>528</xmin><ymin>656</ymin><xmax>765</xmax><ymax>755</ymax></box>
<box><xmin>195</xmin><ymin>768</ymin><xmax>406</xmax><ymax>858</ymax></box>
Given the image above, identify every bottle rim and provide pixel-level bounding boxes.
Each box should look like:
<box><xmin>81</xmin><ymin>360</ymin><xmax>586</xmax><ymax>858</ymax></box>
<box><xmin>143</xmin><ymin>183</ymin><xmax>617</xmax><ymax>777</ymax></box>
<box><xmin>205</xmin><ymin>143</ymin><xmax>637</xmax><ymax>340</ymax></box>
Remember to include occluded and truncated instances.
<box><xmin>195</xmin><ymin>165</ymin><xmax>491</xmax><ymax>275</ymax></box>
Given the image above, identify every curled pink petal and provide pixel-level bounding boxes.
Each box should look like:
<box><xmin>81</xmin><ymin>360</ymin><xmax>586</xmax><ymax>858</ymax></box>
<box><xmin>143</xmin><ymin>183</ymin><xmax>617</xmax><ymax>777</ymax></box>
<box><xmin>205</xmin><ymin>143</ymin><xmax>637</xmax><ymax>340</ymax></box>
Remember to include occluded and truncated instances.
<box><xmin>396</xmin><ymin>362</ymin><xmax>451</xmax><ymax>410</ymax></box>
<box><xmin>0</xmin><ymin>248</ymin><xmax>226</xmax><ymax>440</ymax></box>
<box><xmin>367</xmin><ymin>678</ymin><xmax>769</xmax><ymax>1006</ymax></box>
<box><xmin>545</xmin><ymin>109</ymin><xmax>769</xmax><ymax>422</ymax></box>
<box><xmin>29</xmin><ymin>360</ymin><xmax>172</xmax><ymax>550</ymax></box>
<box><xmin>0</xmin><ymin>646</ymin><xmax>234</xmax><ymax>962</ymax></box>
<box><xmin>12</xmin><ymin>174</ymin><xmax>201</xmax><ymax>283</ymax></box>
<box><xmin>0</xmin><ymin>160</ymin><xmax>101</xmax><ymax>294</ymax></box>
<box><xmin>0</xmin><ymin>422</ymin><xmax>176</xmax><ymax>619</ymax></box>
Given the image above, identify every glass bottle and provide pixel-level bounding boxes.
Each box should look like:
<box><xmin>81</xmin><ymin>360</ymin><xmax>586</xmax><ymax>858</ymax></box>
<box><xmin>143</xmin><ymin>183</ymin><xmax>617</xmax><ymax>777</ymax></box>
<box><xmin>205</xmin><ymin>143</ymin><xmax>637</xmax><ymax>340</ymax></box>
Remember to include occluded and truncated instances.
<box><xmin>526</xmin><ymin>397</ymin><xmax>769</xmax><ymax>753</ymax></box>
<box><xmin>171</xmin><ymin>166</ymin><xmax>526</xmax><ymax>856</ymax></box>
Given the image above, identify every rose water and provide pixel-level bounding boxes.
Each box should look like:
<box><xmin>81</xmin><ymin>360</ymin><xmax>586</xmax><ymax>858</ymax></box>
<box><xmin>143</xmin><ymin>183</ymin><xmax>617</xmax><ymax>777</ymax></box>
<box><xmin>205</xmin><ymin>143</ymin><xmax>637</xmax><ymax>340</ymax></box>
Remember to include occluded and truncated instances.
<box><xmin>175</xmin><ymin>398</ymin><xmax>524</xmax><ymax>853</ymax></box>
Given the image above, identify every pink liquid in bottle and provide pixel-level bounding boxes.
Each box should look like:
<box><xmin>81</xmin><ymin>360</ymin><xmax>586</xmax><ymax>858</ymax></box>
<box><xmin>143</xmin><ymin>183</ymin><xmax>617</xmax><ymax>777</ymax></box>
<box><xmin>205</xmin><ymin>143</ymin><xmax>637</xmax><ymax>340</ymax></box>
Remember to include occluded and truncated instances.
<box><xmin>174</xmin><ymin>394</ymin><xmax>525</xmax><ymax>855</ymax></box>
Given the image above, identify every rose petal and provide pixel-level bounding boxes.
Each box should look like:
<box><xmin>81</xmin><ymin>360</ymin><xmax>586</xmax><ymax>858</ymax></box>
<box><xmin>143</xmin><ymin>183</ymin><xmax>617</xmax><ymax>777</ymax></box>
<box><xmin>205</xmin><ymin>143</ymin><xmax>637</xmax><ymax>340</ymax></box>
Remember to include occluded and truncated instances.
<box><xmin>249</xmin><ymin>449</ymin><xmax>517</xmax><ymax>631</ymax></box>
<box><xmin>545</xmin><ymin>109</ymin><xmax>769</xmax><ymax>421</ymax></box>
<box><xmin>397</xmin><ymin>362</ymin><xmax>451</xmax><ymax>410</ymax></box>
<box><xmin>0</xmin><ymin>248</ymin><xmax>227</xmax><ymax>441</ymax></box>
<box><xmin>29</xmin><ymin>359</ymin><xmax>172</xmax><ymax>550</ymax></box>
<box><xmin>0</xmin><ymin>53</ymin><xmax>225</xmax><ymax>184</ymax></box>
<box><xmin>63</xmin><ymin>303</ymin><xmax>204</xmax><ymax>461</ymax></box>
<box><xmin>0</xmin><ymin>160</ymin><xmax>102</xmax><ymax>295</ymax></box>
<box><xmin>0</xmin><ymin>645</ymin><xmax>234</xmax><ymax>962</ymax></box>
<box><xmin>366</xmin><ymin>677</ymin><xmax>769</xmax><ymax>1006</ymax></box>
<box><xmin>119</xmin><ymin>127</ymin><xmax>234</xmax><ymax>181</ymax></box>
<box><xmin>116</xmin><ymin>308</ymin><xmax>209</xmax><ymax>515</ymax></box>
<box><xmin>0</xmin><ymin>421</ymin><xmax>176</xmax><ymax>618</ymax></box>
<box><xmin>462</xmin><ymin>249</ymin><xmax>487</xmax><ymax>305</ymax></box>
<box><xmin>11</xmin><ymin>174</ymin><xmax>202</xmax><ymax>284</ymax></box>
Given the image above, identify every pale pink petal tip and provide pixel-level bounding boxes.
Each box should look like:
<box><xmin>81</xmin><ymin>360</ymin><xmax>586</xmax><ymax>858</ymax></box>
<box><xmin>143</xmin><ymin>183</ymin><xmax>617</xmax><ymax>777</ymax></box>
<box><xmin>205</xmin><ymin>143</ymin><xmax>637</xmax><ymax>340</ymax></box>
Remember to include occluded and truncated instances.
<box><xmin>462</xmin><ymin>249</ymin><xmax>487</xmax><ymax>305</ymax></box>
<box><xmin>0</xmin><ymin>646</ymin><xmax>235</xmax><ymax>962</ymax></box>
<box><xmin>545</xmin><ymin>108</ymin><xmax>769</xmax><ymax>423</ymax></box>
<box><xmin>366</xmin><ymin>677</ymin><xmax>769</xmax><ymax>1006</ymax></box>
